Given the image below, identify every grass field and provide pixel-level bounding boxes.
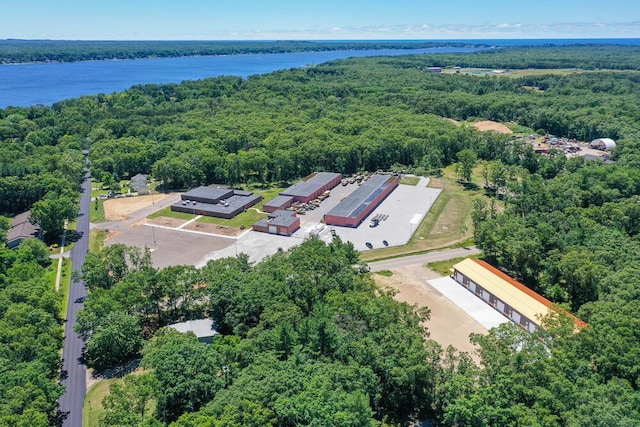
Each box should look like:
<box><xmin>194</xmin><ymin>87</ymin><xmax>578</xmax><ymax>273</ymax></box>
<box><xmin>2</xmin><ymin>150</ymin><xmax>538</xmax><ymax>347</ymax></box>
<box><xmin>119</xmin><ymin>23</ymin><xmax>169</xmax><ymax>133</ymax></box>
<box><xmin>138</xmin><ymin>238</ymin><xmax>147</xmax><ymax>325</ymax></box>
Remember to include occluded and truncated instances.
<box><xmin>197</xmin><ymin>208</ymin><xmax>267</xmax><ymax>228</ymax></box>
<box><xmin>91</xmin><ymin>198</ymin><xmax>106</xmax><ymax>223</ymax></box>
<box><xmin>400</xmin><ymin>176</ymin><xmax>420</xmax><ymax>186</ymax></box>
<box><xmin>361</xmin><ymin>165</ymin><xmax>488</xmax><ymax>262</ymax></box>
<box><xmin>58</xmin><ymin>258</ymin><xmax>72</xmax><ymax>319</ymax></box>
<box><xmin>84</xmin><ymin>377</ymin><xmax>120</xmax><ymax>427</ymax></box>
<box><xmin>427</xmin><ymin>255</ymin><xmax>480</xmax><ymax>276</ymax></box>
<box><xmin>89</xmin><ymin>229</ymin><xmax>108</xmax><ymax>253</ymax></box>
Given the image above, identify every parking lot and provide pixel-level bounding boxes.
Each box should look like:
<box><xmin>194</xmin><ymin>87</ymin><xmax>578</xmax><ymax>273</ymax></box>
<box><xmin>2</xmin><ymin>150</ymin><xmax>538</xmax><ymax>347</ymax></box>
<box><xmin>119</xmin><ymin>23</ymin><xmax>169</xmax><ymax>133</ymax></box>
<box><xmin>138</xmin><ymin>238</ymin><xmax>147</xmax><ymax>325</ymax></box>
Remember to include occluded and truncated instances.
<box><xmin>328</xmin><ymin>177</ymin><xmax>440</xmax><ymax>251</ymax></box>
<box><xmin>102</xmin><ymin>175</ymin><xmax>441</xmax><ymax>267</ymax></box>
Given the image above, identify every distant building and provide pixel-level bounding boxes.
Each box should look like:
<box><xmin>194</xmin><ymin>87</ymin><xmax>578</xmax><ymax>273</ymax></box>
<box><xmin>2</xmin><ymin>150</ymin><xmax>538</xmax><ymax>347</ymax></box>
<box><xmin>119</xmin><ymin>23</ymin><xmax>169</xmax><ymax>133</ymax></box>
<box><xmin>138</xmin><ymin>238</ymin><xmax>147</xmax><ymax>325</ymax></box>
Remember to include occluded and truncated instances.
<box><xmin>6</xmin><ymin>210</ymin><xmax>40</xmax><ymax>249</ymax></box>
<box><xmin>171</xmin><ymin>185</ymin><xmax>262</xmax><ymax>219</ymax></box>
<box><xmin>426</xmin><ymin>66</ymin><xmax>443</xmax><ymax>73</ymax></box>
<box><xmin>167</xmin><ymin>319</ymin><xmax>218</xmax><ymax>343</ymax></box>
<box><xmin>452</xmin><ymin>258</ymin><xmax>585</xmax><ymax>333</ymax></box>
<box><xmin>253</xmin><ymin>210</ymin><xmax>300</xmax><ymax>236</ymax></box>
<box><xmin>130</xmin><ymin>174</ymin><xmax>150</xmax><ymax>195</ymax></box>
<box><xmin>324</xmin><ymin>174</ymin><xmax>399</xmax><ymax>228</ymax></box>
<box><xmin>589</xmin><ymin>138</ymin><xmax>616</xmax><ymax>151</ymax></box>
<box><xmin>262</xmin><ymin>195</ymin><xmax>295</xmax><ymax>213</ymax></box>
<box><xmin>280</xmin><ymin>172</ymin><xmax>342</xmax><ymax>203</ymax></box>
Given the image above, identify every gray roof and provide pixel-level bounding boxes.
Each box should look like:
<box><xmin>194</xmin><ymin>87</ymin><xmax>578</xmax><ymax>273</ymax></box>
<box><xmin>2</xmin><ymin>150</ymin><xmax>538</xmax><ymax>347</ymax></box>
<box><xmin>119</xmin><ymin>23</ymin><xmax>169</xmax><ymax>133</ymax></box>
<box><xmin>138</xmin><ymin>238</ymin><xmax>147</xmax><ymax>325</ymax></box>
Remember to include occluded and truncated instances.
<box><xmin>173</xmin><ymin>193</ymin><xmax>262</xmax><ymax>215</ymax></box>
<box><xmin>130</xmin><ymin>174</ymin><xmax>148</xmax><ymax>192</ymax></box>
<box><xmin>6</xmin><ymin>210</ymin><xmax>39</xmax><ymax>246</ymax></box>
<box><xmin>255</xmin><ymin>210</ymin><xmax>298</xmax><ymax>228</ymax></box>
<box><xmin>281</xmin><ymin>172</ymin><xmax>341</xmax><ymax>198</ymax></box>
<box><xmin>264</xmin><ymin>195</ymin><xmax>294</xmax><ymax>208</ymax></box>
<box><xmin>326</xmin><ymin>175</ymin><xmax>396</xmax><ymax>219</ymax></box>
<box><xmin>167</xmin><ymin>319</ymin><xmax>218</xmax><ymax>339</ymax></box>
<box><xmin>183</xmin><ymin>186</ymin><xmax>233</xmax><ymax>201</ymax></box>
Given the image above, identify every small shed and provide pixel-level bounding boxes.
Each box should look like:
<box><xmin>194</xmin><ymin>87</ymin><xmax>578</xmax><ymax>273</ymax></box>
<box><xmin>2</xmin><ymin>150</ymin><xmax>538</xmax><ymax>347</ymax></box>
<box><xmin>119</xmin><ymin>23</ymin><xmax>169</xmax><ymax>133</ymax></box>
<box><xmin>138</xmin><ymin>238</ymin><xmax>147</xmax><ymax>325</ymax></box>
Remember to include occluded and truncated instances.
<box><xmin>253</xmin><ymin>210</ymin><xmax>300</xmax><ymax>236</ymax></box>
<box><xmin>589</xmin><ymin>138</ymin><xmax>616</xmax><ymax>151</ymax></box>
<box><xmin>167</xmin><ymin>319</ymin><xmax>218</xmax><ymax>343</ymax></box>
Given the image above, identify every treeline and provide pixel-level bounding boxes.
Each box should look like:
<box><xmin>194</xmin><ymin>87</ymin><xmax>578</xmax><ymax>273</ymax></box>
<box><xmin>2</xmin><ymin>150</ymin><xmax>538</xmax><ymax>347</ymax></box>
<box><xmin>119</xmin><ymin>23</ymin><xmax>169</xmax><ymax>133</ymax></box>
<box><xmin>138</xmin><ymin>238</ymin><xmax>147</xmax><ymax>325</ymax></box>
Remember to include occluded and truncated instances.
<box><xmin>3</xmin><ymin>47</ymin><xmax>640</xmax><ymax>213</ymax></box>
<box><xmin>0</xmin><ymin>39</ymin><xmax>479</xmax><ymax>64</ymax></box>
<box><xmin>0</xmin><ymin>224</ymin><xmax>64</xmax><ymax>426</ymax></box>
<box><xmin>418</xmin><ymin>45</ymin><xmax>640</xmax><ymax>70</ymax></box>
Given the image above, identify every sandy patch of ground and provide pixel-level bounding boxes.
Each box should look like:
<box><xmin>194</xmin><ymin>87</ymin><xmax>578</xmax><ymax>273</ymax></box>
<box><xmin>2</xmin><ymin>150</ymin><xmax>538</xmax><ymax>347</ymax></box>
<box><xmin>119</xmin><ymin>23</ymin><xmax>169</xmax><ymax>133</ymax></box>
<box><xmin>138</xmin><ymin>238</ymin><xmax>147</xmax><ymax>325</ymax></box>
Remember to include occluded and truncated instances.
<box><xmin>104</xmin><ymin>194</ymin><xmax>172</xmax><ymax>221</ymax></box>
<box><xmin>147</xmin><ymin>216</ymin><xmax>186</xmax><ymax>228</ymax></box>
<box><xmin>184</xmin><ymin>222</ymin><xmax>243</xmax><ymax>237</ymax></box>
<box><xmin>473</xmin><ymin>120</ymin><xmax>513</xmax><ymax>134</ymax></box>
<box><xmin>374</xmin><ymin>265</ymin><xmax>487</xmax><ymax>360</ymax></box>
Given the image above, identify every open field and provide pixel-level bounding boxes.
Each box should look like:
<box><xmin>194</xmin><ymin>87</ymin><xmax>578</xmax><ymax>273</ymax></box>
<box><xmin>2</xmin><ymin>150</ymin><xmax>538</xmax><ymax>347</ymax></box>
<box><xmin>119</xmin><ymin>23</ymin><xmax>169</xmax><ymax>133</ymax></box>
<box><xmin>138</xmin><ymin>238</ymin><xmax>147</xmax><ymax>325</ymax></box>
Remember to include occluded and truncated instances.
<box><xmin>373</xmin><ymin>265</ymin><xmax>485</xmax><ymax>360</ymax></box>
<box><xmin>473</xmin><ymin>120</ymin><xmax>513</xmax><ymax>134</ymax></box>
<box><xmin>104</xmin><ymin>193</ymin><xmax>173</xmax><ymax>221</ymax></box>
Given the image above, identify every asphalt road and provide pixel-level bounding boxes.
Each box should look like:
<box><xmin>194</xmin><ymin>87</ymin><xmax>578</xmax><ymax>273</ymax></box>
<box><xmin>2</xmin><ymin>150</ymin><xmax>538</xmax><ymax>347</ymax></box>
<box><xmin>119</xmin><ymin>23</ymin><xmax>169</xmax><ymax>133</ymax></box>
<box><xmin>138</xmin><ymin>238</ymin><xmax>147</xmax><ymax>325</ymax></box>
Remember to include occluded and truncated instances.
<box><xmin>368</xmin><ymin>246</ymin><xmax>481</xmax><ymax>272</ymax></box>
<box><xmin>58</xmin><ymin>169</ymin><xmax>91</xmax><ymax>427</ymax></box>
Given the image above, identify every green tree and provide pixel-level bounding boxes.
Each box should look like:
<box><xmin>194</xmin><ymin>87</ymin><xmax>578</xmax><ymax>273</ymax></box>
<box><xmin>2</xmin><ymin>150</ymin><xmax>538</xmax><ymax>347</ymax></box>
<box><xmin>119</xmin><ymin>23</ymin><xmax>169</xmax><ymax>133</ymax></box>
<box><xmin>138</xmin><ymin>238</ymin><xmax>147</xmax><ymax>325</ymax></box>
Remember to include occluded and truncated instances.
<box><xmin>29</xmin><ymin>193</ymin><xmax>77</xmax><ymax>241</ymax></box>
<box><xmin>100</xmin><ymin>373</ymin><xmax>160</xmax><ymax>427</ymax></box>
<box><xmin>456</xmin><ymin>149</ymin><xmax>477</xmax><ymax>183</ymax></box>
<box><xmin>85</xmin><ymin>312</ymin><xmax>143</xmax><ymax>371</ymax></box>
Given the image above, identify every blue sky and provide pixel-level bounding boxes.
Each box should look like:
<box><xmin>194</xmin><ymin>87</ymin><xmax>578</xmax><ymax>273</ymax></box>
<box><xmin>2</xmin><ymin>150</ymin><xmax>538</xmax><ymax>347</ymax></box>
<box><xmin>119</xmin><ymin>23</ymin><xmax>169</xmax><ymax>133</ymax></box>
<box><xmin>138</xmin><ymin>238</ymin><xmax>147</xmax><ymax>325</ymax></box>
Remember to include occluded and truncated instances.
<box><xmin>4</xmin><ymin>0</ymin><xmax>640</xmax><ymax>40</ymax></box>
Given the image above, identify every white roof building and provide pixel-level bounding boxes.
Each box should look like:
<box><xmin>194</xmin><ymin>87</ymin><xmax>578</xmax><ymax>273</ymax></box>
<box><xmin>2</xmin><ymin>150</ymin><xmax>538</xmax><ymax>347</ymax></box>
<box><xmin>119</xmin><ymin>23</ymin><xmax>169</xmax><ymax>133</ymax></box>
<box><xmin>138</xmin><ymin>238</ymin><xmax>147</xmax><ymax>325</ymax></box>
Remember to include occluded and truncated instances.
<box><xmin>589</xmin><ymin>138</ymin><xmax>616</xmax><ymax>151</ymax></box>
<box><xmin>167</xmin><ymin>319</ymin><xmax>218</xmax><ymax>343</ymax></box>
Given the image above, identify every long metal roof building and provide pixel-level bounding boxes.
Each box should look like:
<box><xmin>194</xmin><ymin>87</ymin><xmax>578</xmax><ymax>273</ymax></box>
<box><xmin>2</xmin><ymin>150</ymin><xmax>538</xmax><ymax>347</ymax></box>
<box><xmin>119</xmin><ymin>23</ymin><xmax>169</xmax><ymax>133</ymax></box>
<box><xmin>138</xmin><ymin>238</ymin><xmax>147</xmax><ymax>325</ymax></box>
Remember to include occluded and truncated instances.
<box><xmin>452</xmin><ymin>258</ymin><xmax>585</xmax><ymax>331</ymax></box>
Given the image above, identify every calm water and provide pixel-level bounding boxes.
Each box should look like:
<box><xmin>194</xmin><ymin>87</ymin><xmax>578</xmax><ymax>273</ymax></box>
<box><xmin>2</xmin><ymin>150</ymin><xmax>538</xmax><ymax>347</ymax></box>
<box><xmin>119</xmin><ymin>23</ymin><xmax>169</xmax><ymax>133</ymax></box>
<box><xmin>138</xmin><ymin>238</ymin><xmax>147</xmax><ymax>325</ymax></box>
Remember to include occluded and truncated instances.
<box><xmin>3</xmin><ymin>38</ymin><xmax>639</xmax><ymax>109</ymax></box>
<box><xmin>0</xmin><ymin>47</ymin><xmax>479</xmax><ymax>108</ymax></box>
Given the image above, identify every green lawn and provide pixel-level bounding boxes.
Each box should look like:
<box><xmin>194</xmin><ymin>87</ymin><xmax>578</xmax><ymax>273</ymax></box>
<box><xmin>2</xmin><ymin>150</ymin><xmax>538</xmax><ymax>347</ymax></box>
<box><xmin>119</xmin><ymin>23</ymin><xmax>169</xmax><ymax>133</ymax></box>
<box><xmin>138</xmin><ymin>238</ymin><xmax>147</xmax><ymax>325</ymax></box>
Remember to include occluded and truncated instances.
<box><xmin>147</xmin><ymin>206</ymin><xmax>193</xmax><ymax>220</ymax></box>
<box><xmin>91</xmin><ymin>198</ymin><xmax>106</xmax><ymax>222</ymax></box>
<box><xmin>400</xmin><ymin>176</ymin><xmax>420</xmax><ymax>186</ymax></box>
<box><xmin>427</xmin><ymin>255</ymin><xmax>479</xmax><ymax>276</ymax></box>
<box><xmin>148</xmin><ymin>185</ymin><xmax>285</xmax><ymax>228</ymax></box>
<box><xmin>89</xmin><ymin>229</ymin><xmax>108</xmax><ymax>253</ymax></box>
<box><xmin>84</xmin><ymin>378</ymin><xmax>120</xmax><ymax>427</ymax></box>
<box><xmin>197</xmin><ymin>208</ymin><xmax>267</xmax><ymax>229</ymax></box>
<box><xmin>58</xmin><ymin>258</ymin><xmax>72</xmax><ymax>319</ymax></box>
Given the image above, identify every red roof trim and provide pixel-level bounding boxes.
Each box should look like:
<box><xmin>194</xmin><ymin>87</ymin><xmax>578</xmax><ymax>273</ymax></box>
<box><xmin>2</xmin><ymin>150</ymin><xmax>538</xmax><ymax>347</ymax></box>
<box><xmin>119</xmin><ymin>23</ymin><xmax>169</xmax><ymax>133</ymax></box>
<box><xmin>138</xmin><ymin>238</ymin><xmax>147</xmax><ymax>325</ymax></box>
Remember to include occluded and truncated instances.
<box><xmin>471</xmin><ymin>259</ymin><xmax>586</xmax><ymax>329</ymax></box>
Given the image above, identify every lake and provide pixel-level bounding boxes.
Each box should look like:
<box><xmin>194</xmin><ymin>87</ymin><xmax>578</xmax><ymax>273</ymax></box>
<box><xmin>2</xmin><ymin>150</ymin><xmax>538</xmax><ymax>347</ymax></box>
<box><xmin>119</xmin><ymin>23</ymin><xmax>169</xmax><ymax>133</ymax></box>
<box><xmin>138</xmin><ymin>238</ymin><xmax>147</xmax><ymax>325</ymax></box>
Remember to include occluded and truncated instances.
<box><xmin>0</xmin><ymin>47</ymin><xmax>480</xmax><ymax>108</ymax></box>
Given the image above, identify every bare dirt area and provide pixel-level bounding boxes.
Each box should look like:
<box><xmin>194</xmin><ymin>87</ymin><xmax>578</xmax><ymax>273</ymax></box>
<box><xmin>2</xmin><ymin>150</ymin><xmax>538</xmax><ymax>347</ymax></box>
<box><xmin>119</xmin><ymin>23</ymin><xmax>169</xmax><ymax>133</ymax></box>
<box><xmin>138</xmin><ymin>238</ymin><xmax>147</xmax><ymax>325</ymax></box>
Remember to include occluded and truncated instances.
<box><xmin>104</xmin><ymin>194</ymin><xmax>173</xmax><ymax>221</ymax></box>
<box><xmin>184</xmin><ymin>222</ymin><xmax>243</xmax><ymax>237</ymax></box>
<box><xmin>473</xmin><ymin>120</ymin><xmax>513</xmax><ymax>134</ymax></box>
<box><xmin>147</xmin><ymin>216</ymin><xmax>186</xmax><ymax>228</ymax></box>
<box><xmin>374</xmin><ymin>265</ymin><xmax>486</xmax><ymax>360</ymax></box>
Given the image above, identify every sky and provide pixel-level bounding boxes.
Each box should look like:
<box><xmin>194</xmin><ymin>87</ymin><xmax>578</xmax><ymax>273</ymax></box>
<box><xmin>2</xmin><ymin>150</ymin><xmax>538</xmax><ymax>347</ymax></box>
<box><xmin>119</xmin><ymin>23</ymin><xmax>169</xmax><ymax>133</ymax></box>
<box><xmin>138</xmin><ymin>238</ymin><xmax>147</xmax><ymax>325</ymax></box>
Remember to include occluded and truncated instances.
<box><xmin>3</xmin><ymin>0</ymin><xmax>640</xmax><ymax>40</ymax></box>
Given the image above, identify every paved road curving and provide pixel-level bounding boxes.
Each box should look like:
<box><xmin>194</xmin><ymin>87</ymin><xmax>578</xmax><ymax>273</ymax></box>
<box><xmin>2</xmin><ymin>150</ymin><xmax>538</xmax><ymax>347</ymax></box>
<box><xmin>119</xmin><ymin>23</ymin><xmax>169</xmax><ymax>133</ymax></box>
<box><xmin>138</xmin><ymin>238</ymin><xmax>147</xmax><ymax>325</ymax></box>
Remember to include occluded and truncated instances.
<box><xmin>368</xmin><ymin>246</ymin><xmax>481</xmax><ymax>272</ymax></box>
<box><xmin>58</xmin><ymin>169</ymin><xmax>91</xmax><ymax>427</ymax></box>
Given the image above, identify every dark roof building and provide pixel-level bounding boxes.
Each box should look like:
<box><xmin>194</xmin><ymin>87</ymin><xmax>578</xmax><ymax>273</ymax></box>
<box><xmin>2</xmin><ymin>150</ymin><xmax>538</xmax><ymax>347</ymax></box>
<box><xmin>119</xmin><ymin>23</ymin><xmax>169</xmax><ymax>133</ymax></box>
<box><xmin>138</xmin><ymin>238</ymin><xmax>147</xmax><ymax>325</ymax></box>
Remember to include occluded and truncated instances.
<box><xmin>180</xmin><ymin>185</ymin><xmax>233</xmax><ymax>204</ymax></box>
<box><xmin>263</xmin><ymin>195</ymin><xmax>295</xmax><ymax>213</ymax></box>
<box><xmin>280</xmin><ymin>172</ymin><xmax>342</xmax><ymax>203</ymax></box>
<box><xmin>6</xmin><ymin>210</ymin><xmax>40</xmax><ymax>249</ymax></box>
<box><xmin>171</xmin><ymin>185</ymin><xmax>262</xmax><ymax>219</ymax></box>
<box><xmin>325</xmin><ymin>175</ymin><xmax>399</xmax><ymax>227</ymax></box>
<box><xmin>253</xmin><ymin>210</ymin><xmax>300</xmax><ymax>236</ymax></box>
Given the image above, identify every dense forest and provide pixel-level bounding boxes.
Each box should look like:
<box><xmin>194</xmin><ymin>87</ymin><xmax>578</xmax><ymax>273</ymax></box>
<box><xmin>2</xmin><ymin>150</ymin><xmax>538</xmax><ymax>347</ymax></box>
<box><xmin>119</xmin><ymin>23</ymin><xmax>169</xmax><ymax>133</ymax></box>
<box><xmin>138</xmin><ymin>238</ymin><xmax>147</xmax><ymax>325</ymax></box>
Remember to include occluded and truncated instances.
<box><xmin>2</xmin><ymin>45</ymin><xmax>640</xmax><ymax>425</ymax></box>
<box><xmin>0</xmin><ymin>40</ymin><xmax>480</xmax><ymax>64</ymax></box>
<box><xmin>0</xmin><ymin>224</ymin><xmax>64</xmax><ymax>425</ymax></box>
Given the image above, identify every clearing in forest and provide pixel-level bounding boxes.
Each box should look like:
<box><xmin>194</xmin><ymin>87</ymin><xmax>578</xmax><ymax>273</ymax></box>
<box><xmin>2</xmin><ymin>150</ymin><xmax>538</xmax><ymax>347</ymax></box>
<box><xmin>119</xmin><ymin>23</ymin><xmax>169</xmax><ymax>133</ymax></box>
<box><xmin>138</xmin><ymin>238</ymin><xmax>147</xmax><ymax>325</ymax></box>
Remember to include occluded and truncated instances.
<box><xmin>472</xmin><ymin>120</ymin><xmax>513</xmax><ymax>134</ymax></box>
